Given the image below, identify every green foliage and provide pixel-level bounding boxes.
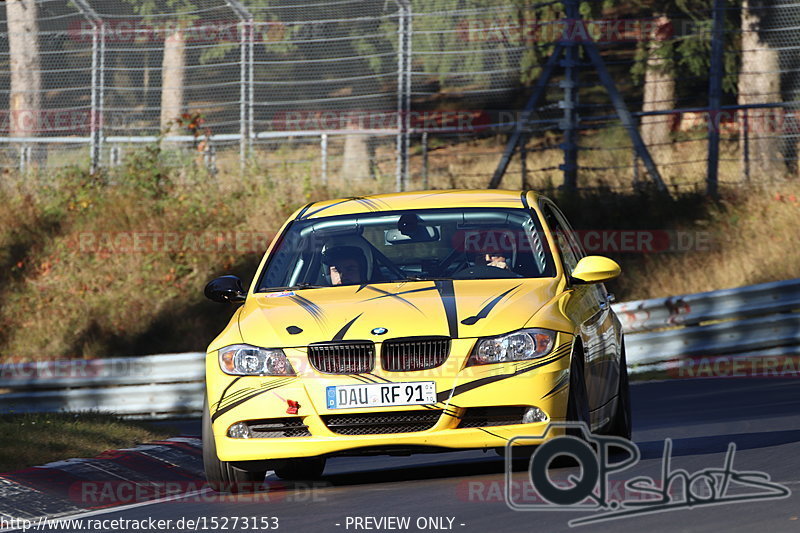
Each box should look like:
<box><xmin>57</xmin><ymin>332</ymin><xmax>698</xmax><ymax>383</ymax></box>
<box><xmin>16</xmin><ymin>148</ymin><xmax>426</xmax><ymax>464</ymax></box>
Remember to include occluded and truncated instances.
<box><xmin>115</xmin><ymin>144</ymin><xmax>173</xmax><ymax>199</ymax></box>
<box><xmin>629</xmin><ymin>0</ymin><xmax>740</xmax><ymax>94</ymax></box>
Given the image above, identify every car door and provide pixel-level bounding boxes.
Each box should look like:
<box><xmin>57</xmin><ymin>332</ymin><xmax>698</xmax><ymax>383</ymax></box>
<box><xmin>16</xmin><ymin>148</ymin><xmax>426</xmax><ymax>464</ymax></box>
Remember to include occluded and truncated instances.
<box><xmin>540</xmin><ymin>200</ymin><xmax>618</xmax><ymax>420</ymax></box>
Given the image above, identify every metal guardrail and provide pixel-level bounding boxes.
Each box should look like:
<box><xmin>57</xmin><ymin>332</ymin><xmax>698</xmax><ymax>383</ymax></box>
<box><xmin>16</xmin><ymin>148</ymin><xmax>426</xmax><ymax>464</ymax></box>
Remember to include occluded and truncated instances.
<box><xmin>612</xmin><ymin>278</ymin><xmax>800</xmax><ymax>333</ymax></box>
<box><xmin>0</xmin><ymin>278</ymin><xmax>798</xmax><ymax>417</ymax></box>
<box><xmin>0</xmin><ymin>353</ymin><xmax>205</xmax><ymax>418</ymax></box>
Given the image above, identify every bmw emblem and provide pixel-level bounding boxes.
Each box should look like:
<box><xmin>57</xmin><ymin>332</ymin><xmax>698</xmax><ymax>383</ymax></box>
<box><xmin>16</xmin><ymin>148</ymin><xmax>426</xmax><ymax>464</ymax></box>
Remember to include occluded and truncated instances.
<box><xmin>371</xmin><ymin>327</ymin><xmax>388</xmax><ymax>336</ymax></box>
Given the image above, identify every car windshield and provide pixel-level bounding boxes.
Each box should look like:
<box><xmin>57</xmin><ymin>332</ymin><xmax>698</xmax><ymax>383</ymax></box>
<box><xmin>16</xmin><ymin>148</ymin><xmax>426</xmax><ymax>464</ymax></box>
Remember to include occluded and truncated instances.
<box><xmin>256</xmin><ymin>207</ymin><xmax>556</xmax><ymax>291</ymax></box>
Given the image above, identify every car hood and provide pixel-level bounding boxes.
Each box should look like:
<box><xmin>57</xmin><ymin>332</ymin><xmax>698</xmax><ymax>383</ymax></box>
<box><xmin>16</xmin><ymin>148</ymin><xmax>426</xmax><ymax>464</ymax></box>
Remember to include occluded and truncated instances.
<box><xmin>236</xmin><ymin>279</ymin><xmax>560</xmax><ymax>347</ymax></box>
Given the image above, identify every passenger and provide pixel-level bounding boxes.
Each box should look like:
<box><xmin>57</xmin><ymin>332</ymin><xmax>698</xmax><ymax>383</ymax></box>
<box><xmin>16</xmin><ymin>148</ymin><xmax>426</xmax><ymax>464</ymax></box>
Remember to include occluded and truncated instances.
<box><xmin>322</xmin><ymin>245</ymin><xmax>368</xmax><ymax>286</ymax></box>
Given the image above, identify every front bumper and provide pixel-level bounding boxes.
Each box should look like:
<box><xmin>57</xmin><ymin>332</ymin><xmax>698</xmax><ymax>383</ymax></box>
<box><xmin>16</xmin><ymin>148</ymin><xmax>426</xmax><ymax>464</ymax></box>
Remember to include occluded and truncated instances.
<box><xmin>207</xmin><ymin>335</ymin><xmax>573</xmax><ymax>461</ymax></box>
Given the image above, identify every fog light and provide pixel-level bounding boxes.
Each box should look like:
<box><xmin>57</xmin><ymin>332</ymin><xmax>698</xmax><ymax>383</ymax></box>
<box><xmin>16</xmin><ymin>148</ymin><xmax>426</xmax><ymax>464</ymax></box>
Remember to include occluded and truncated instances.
<box><xmin>228</xmin><ymin>422</ymin><xmax>252</xmax><ymax>439</ymax></box>
<box><xmin>522</xmin><ymin>407</ymin><xmax>548</xmax><ymax>424</ymax></box>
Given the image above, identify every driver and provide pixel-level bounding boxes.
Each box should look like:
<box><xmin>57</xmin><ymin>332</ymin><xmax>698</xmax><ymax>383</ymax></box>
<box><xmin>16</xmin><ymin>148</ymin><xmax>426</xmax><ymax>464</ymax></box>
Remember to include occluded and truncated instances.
<box><xmin>483</xmin><ymin>252</ymin><xmax>510</xmax><ymax>270</ymax></box>
<box><xmin>322</xmin><ymin>245</ymin><xmax>368</xmax><ymax>286</ymax></box>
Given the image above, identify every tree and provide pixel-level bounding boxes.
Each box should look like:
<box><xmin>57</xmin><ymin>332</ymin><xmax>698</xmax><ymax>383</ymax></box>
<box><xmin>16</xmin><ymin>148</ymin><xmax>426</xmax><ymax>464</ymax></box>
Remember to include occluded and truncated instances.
<box><xmin>639</xmin><ymin>14</ymin><xmax>675</xmax><ymax>147</ymax></box>
<box><xmin>738</xmin><ymin>0</ymin><xmax>784</xmax><ymax>180</ymax></box>
<box><xmin>6</xmin><ymin>0</ymin><xmax>41</xmax><ymax>141</ymax></box>
<box><xmin>160</xmin><ymin>27</ymin><xmax>186</xmax><ymax>137</ymax></box>
<box><xmin>122</xmin><ymin>0</ymin><xmax>198</xmax><ymax>137</ymax></box>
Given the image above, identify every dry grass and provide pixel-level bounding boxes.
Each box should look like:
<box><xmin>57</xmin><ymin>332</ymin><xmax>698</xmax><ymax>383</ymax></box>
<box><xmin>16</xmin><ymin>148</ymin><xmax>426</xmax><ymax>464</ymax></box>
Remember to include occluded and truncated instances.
<box><xmin>0</xmin><ymin>412</ymin><xmax>173</xmax><ymax>473</ymax></box>
<box><xmin>610</xmin><ymin>186</ymin><xmax>800</xmax><ymax>300</ymax></box>
<box><xmin>0</xmin><ymin>139</ymin><xmax>798</xmax><ymax>361</ymax></box>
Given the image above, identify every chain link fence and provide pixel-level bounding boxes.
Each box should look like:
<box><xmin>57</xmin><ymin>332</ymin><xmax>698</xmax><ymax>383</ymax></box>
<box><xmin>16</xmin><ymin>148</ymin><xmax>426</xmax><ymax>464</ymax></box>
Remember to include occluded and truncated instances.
<box><xmin>0</xmin><ymin>0</ymin><xmax>798</xmax><ymax>192</ymax></box>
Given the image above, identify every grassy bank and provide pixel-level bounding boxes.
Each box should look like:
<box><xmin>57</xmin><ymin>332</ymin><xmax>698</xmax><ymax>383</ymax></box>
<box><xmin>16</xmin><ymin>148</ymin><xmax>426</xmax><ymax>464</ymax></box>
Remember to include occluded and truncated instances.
<box><xmin>0</xmin><ymin>141</ymin><xmax>798</xmax><ymax>361</ymax></box>
<box><xmin>0</xmin><ymin>412</ymin><xmax>173</xmax><ymax>473</ymax></box>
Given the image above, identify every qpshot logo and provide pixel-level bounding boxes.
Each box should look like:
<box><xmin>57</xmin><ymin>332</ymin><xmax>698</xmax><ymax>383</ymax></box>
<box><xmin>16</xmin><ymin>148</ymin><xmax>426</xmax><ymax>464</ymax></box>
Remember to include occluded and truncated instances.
<box><xmin>504</xmin><ymin>422</ymin><xmax>790</xmax><ymax>526</ymax></box>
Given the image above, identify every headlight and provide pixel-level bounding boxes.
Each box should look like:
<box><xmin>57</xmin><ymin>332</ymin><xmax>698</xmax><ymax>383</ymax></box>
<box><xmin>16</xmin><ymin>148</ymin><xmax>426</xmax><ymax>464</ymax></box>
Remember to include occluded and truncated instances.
<box><xmin>218</xmin><ymin>344</ymin><xmax>296</xmax><ymax>376</ymax></box>
<box><xmin>468</xmin><ymin>328</ymin><xmax>555</xmax><ymax>366</ymax></box>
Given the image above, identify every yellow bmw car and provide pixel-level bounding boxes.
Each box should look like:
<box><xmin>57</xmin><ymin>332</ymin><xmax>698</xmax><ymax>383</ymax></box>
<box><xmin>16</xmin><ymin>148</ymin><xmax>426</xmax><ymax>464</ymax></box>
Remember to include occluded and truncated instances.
<box><xmin>202</xmin><ymin>189</ymin><xmax>630</xmax><ymax>491</ymax></box>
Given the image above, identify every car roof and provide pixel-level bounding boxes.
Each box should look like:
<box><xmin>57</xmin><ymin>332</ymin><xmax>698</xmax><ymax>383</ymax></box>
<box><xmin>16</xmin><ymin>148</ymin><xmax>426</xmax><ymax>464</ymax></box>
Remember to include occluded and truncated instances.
<box><xmin>298</xmin><ymin>189</ymin><xmax>540</xmax><ymax>220</ymax></box>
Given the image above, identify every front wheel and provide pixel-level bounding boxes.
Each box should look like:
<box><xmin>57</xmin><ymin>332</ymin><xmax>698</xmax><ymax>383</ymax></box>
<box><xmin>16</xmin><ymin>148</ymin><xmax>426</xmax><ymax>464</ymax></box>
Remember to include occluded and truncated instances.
<box><xmin>607</xmin><ymin>342</ymin><xmax>632</xmax><ymax>440</ymax></box>
<box><xmin>202</xmin><ymin>397</ymin><xmax>265</xmax><ymax>493</ymax></box>
<box><xmin>565</xmin><ymin>341</ymin><xmax>591</xmax><ymax>437</ymax></box>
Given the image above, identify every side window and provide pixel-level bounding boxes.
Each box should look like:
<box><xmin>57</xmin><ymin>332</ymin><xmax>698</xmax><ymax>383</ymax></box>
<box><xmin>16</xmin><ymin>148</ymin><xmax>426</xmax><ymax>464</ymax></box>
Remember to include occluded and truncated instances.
<box><xmin>541</xmin><ymin>203</ymin><xmax>582</xmax><ymax>274</ymax></box>
<box><xmin>550</xmin><ymin>204</ymin><xmax>585</xmax><ymax>260</ymax></box>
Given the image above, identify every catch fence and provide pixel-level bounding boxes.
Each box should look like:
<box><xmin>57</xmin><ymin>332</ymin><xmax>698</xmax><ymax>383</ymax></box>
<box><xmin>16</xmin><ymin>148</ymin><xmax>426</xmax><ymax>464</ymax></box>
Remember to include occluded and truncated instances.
<box><xmin>1</xmin><ymin>0</ymin><xmax>798</xmax><ymax>193</ymax></box>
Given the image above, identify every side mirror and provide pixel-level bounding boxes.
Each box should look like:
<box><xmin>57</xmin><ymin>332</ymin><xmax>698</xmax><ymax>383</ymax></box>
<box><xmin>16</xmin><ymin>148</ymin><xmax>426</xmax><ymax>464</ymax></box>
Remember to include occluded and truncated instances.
<box><xmin>204</xmin><ymin>275</ymin><xmax>247</xmax><ymax>303</ymax></box>
<box><xmin>570</xmin><ymin>256</ymin><xmax>621</xmax><ymax>284</ymax></box>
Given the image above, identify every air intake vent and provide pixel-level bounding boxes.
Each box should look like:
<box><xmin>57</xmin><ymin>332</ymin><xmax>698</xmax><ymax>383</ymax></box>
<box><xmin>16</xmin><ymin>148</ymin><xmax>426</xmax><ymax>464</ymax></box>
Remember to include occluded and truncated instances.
<box><xmin>308</xmin><ymin>341</ymin><xmax>375</xmax><ymax>374</ymax></box>
<box><xmin>457</xmin><ymin>407</ymin><xmax>528</xmax><ymax>428</ymax></box>
<box><xmin>245</xmin><ymin>417</ymin><xmax>311</xmax><ymax>438</ymax></box>
<box><xmin>381</xmin><ymin>337</ymin><xmax>450</xmax><ymax>372</ymax></box>
<box><xmin>322</xmin><ymin>410</ymin><xmax>441</xmax><ymax>435</ymax></box>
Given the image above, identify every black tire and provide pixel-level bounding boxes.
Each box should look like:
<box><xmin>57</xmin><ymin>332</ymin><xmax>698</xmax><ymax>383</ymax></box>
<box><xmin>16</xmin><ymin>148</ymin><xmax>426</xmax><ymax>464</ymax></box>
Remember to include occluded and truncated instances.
<box><xmin>202</xmin><ymin>397</ymin><xmax>265</xmax><ymax>493</ymax></box>
<box><xmin>273</xmin><ymin>457</ymin><xmax>327</xmax><ymax>481</ymax></box>
<box><xmin>565</xmin><ymin>340</ymin><xmax>591</xmax><ymax>438</ymax></box>
<box><xmin>607</xmin><ymin>342</ymin><xmax>632</xmax><ymax>440</ymax></box>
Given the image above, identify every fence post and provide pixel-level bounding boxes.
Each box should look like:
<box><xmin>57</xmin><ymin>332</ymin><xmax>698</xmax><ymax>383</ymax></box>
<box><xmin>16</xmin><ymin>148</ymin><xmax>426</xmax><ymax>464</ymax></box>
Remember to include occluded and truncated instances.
<box><xmin>395</xmin><ymin>0</ymin><xmax>412</xmax><ymax>192</ymax></box>
<box><xmin>321</xmin><ymin>133</ymin><xmax>328</xmax><ymax>184</ymax></box>
<box><xmin>742</xmin><ymin>109</ymin><xmax>750</xmax><ymax>183</ymax></box>
<box><xmin>560</xmin><ymin>0</ymin><xmax>580</xmax><ymax>191</ymax></box>
<box><xmin>421</xmin><ymin>131</ymin><xmax>428</xmax><ymax>189</ymax></box>
<box><xmin>73</xmin><ymin>0</ymin><xmax>104</xmax><ymax>174</ymax></box>
<box><xmin>706</xmin><ymin>0</ymin><xmax>725</xmax><ymax>199</ymax></box>
<box><xmin>225</xmin><ymin>0</ymin><xmax>254</xmax><ymax>174</ymax></box>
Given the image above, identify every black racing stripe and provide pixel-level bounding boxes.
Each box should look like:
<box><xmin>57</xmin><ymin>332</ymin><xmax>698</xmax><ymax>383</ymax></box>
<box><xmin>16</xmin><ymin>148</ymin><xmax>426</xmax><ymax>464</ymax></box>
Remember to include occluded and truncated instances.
<box><xmin>350</xmin><ymin>374</ymin><xmax>376</xmax><ymax>384</ymax></box>
<box><xmin>353</xmin><ymin>197</ymin><xmax>382</xmax><ymax>211</ymax></box>
<box><xmin>332</xmin><ymin>313</ymin><xmax>362</xmax><ymax>341</ymax></box>
<box><xmin>435</xmin><ymin>349</ymin><xmax>570</xmax><ymax>402</ymax></box>
<box><xmin>415</xmin><ymin>191</ymin><xmax>455</xmax><ymax>199</ymax></box>
<box><xmin>477</xmin><ymin>427</ymin><xmax>509</xmax><ymax>441</ymax></box>
<box><xmin>288</xmin><ymin>294</ymin><xmax>325</xmax><ymax>325</ymax></box>
<box><xmin>355</xmin><ymin>284</ymin><xmax>371</xmax><ymax>293</ymax></box>
<box><xmin>434</xmin><ymin>280</ymin><xmax>459</xmax><ymax>339</ymax></box>
<box><xmin>295</xmin><ymin>201</ymin><xmax>315</xmax><ymax>220</ymax></box>
<box><xmin>512</xmin><ymin>343</ymin><xmax>571</xmax><ymax>373</ymax></box>
<box><xmin>216</xmin><ymin>376</ymin><xmax>297</xmax><ymax>410</ymax></box>
<box><xmin>212</xmin><ymin>379</ymin><xmax>297</xmax><ymax>422</ymax></box>
<box><xmin>461</xmin><ymin>284</ymin><xmax>521</xmax><ymax>326</ymax></box>
<box><xmin>301</xmin><ymin>197</ymin><xmax>356</xmax><ymax>219</ymax></box>
<box><xmin>364</xmin><ymin>285</ymin><xmax>436</xmax><ymax>301</ymax></box>
<box><xmin>543</xmin><ymin>382</ymin><xmax>569</xmax><ymax>399</ymax></box>
<box><xmin>542</xmin><ymin>369</ymin><xmax>571</xmax><ymax>399</ymax></box>
<box><xmin>215</xmin><ymin>376</ymin><xmax>242</xmax><ymax>409</ymax></box>
<box><xmin>216</xmin><ymin>386</ymin><xmax>259</xmax><ymax>408</ymax></box>
<box><xmin>362</xmin><ymin>286</ymin><xmax>429</xmax><ymax>311</ymax></box>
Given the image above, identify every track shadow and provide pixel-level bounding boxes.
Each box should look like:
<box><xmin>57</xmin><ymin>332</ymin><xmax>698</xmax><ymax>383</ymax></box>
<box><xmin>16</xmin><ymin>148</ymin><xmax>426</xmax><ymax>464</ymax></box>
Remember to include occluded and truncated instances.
<box><xmin>637</xmin><ymin>428</ymin><xmax>800</xmax><ymax>460</ymax></box>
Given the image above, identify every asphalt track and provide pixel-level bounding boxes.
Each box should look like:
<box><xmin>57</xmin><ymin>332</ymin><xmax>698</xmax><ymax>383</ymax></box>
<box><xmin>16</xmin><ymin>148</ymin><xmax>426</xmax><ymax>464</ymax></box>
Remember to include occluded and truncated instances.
<box><xmin>55</xmin><ymin>378</ymin><xmax>800</xmax><ymax>532</ymax></box>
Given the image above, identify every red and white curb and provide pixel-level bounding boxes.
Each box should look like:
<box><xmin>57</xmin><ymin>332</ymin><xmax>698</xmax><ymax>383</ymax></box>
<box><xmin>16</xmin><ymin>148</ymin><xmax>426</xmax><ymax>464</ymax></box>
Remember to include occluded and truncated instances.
<box><xmin>0</xmin><ymin>437</ymin><xmax>206</xmax><ymax>527</ymax></box>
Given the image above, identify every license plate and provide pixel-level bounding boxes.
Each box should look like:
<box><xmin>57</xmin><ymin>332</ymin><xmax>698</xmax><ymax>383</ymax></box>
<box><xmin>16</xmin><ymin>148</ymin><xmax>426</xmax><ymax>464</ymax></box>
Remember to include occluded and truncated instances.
<box><xmin>326</xmin><ymin>381</ymin><xmax>436</xmax><ymax>409</ymax></box>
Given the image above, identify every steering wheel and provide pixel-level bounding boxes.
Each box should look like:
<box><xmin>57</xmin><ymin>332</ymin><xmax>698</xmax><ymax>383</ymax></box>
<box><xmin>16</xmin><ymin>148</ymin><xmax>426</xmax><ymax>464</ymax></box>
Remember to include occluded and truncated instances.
<box><xmin>451</xmin><ymin>265</ymin><xmax>523</xmax><ymax>279</ymax></box>
<box><xmin>434</xmin><ymin>249</ymin><xmax>471</xmax><ymax>277</ymax></box>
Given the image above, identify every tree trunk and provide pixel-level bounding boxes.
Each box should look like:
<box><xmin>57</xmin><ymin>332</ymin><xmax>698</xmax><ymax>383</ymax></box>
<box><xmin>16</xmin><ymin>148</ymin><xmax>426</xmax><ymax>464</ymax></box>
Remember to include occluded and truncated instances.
<box><xmin>6</xmin><ymin>0</ymin><xmax>41</xmax><ymax>140</ymax></box>
<box><xmin>739</xmin><ymin>0</ymin><xmax>784</xmax><ymax>181</ymax></box>
<box><xmin>160</xmin><ymin>28</ymin><xmax>186</xmax><ymax>137</ymax></box>
<box><xmin>341</xmin><ymin>119</ymin><xmax>374</xmax><ymax>180</ymax></box>
<box><xmin>640</xmin><ymin>15</ymin><xmax>675</xmax><ymax>148</ymax></box>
